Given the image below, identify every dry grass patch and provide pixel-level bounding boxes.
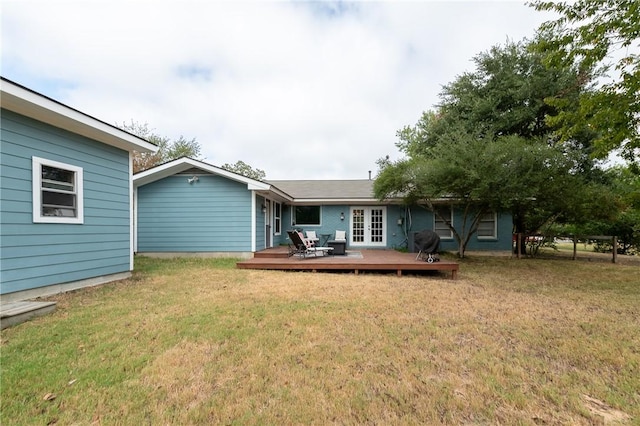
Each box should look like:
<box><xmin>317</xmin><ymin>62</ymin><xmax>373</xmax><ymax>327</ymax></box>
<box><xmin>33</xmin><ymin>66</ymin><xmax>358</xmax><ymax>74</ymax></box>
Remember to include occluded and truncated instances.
<box><xmin>1</xmin><ymin>256</ymin><xmax>638</xmax><ymax>425</ymax></box>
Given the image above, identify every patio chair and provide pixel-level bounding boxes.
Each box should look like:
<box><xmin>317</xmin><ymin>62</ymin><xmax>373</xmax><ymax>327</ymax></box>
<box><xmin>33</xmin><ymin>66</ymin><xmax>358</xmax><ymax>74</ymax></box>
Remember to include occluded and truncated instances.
<box><xmin>305</xmin><ymin>230</ymin><xmax>319</xmax><ymax>246</ymax></box>
<box><xmin>287</xmin><ymin>230</ymin><xmax>333</xmax><ymax>258</ymax></box>
<box><xmin>327</xmin><ymin>230</ymin><xmax>347</xmax><ymax>255</ymax></box>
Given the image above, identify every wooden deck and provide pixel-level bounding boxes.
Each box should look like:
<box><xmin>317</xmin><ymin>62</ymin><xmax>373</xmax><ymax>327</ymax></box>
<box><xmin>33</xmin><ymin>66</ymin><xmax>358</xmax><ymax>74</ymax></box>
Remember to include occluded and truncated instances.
<box><xmin>237</xmin><ymin>247</ymin><xmax>459</xmax><ymax>279</ymax></box>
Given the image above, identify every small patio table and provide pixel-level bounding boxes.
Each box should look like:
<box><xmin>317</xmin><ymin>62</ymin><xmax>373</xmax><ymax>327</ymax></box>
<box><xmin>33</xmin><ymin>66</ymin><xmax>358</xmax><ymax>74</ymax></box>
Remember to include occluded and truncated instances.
<box><xmin>319</xmin><ymin>233</ymin><xmax>332</xmax><ymax>246</ymax></box>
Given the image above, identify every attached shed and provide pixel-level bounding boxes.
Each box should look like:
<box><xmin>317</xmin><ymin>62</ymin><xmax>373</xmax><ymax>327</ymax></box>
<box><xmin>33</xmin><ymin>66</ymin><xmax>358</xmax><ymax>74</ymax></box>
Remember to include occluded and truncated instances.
<box><xmin>0</xmin><ymin>78</ymin><xmax>157</xmax><ymax>302</ymax></box>
<box><xmin>133</xmin><ymin>157</ymin><xmax>288</xmax><ymax>258</ymax></box>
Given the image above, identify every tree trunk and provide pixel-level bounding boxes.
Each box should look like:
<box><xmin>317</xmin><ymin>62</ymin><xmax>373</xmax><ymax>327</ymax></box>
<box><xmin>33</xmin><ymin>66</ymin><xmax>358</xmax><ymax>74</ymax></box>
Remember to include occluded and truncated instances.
<box><xmin>512</xmin><ymin>208</ymin><xmax>527</xmax><ymax>255</ymax></box>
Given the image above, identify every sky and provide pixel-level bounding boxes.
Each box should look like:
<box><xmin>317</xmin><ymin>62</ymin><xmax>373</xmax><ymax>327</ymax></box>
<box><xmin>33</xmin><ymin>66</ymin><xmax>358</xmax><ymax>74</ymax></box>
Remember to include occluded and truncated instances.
<box><xmin>1</xmin><ymin>1</ymin><xmax>556</xmax><ymax>180</ymax></box>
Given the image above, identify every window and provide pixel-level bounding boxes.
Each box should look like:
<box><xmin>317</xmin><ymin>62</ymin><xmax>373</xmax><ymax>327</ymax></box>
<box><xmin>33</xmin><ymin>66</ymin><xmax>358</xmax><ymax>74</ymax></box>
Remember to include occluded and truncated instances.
<box><xmin>274</xmin><ymin>202</ymin><xmax>281</xmax><ymax>235</ymax></box>
<box><xmin>477</xmin><ymin>212</ymin><xmax>497</xmax><ymax>239</ymax></box>
<box><xmin>434</xmin><ymin>206</ymin><xmax>453</xmax><ymax>239</ymax></box>
<box><xmin>32</xmin><ymin>157</ymin><xmax>83</xmax><ymax>224</ymax></box>
<box><xmin>293</xmin><ymin>206</ymin><xmax>320</xmax><ymax>226</ymax></box>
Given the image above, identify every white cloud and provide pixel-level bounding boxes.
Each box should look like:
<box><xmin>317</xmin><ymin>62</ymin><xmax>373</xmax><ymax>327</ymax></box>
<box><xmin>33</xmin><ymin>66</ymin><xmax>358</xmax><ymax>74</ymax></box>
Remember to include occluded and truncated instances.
<box><xmin>1</xmin><ymin>0</ymin><xmax>555</xmax><ymax>179</ymax></box>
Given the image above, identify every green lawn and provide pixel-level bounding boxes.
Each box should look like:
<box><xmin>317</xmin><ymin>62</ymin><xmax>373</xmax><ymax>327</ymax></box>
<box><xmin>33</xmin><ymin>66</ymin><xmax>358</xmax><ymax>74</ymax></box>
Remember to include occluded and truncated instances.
<box><xmin>1</xmin><ymin>255</ymin><xmax>638</xmax><ymax>424</ymax></box>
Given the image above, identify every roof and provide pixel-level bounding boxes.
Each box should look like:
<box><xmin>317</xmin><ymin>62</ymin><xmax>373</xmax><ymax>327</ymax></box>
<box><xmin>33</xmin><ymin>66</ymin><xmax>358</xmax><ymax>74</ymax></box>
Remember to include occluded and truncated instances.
<box><xmin>0</xmin><ymin>77</ymin><xmax>157</xmax><ymax>153</ymax></box>
<box><xmin>134</xmin><ymin>157</ymin><xmax>271</xmax><ymax>191</ymax></box>
<box><xmin>267</xmin><ymin>179</ymin><xmax>380</xmax><ymax>204</ymax></box>
<box><xmin>134</xmin><ymin>158</ymin><xmax>387</xmax><ymax>204</ymax></box>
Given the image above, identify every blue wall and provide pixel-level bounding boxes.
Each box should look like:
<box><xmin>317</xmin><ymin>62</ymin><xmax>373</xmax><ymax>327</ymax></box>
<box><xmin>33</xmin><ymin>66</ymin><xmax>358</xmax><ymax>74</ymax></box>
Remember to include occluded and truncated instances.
<box><xmin>403</xmin><ymin>206</ymin><xmax>513</xmax><ymax>252</ymax></box>
<box><xmin>1</xmin><ymin>109</ymin><xmax>132</xmax><ymax>295</ymax></box>
<box><xmin>281</xmin><ymin>204</ymin><xmax>351</xmax><ymax>246</ymax></box>
<box><xmin>136</xmin><ymin>174</ymin><xmax>253</xmax><ymax>252</ymax></box>
<box><xmin>278</xmin><ymin>203</ymin><xmax>512</xmax><ymax>252</ymax></box>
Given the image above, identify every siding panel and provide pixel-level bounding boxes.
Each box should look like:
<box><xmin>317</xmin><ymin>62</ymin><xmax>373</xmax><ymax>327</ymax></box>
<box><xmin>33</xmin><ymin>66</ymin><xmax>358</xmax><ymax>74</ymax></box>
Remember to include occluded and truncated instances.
<box><xmin>1</xmin><ymin>109</ymin><xmax>132</xmax><ymax>295</ymax></box>
<box><xmin>137</xmin><ymin>175</ymin><xmax>252</xmax><ymax>252</ymax></box>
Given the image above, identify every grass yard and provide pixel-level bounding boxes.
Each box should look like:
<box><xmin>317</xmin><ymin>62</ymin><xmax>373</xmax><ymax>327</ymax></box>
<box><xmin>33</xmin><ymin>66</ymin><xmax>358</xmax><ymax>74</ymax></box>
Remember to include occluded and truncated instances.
<box><xmin>1</xmin><ymin>255</ymin><xmax>638</xmax><ymax>424</ymax></box>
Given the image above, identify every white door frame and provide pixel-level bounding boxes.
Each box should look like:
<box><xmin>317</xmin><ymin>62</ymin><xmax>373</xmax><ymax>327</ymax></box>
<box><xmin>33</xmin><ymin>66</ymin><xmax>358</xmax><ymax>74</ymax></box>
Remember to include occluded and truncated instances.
<box><xmin>265</xmin><ymin>199</ymin><xmax>272</xmax><ymax>248</ymax></box>
<box><xmin>349</xmin><ymin>206</ymin><xmax>386</xmax><ymax>247</ymax></box>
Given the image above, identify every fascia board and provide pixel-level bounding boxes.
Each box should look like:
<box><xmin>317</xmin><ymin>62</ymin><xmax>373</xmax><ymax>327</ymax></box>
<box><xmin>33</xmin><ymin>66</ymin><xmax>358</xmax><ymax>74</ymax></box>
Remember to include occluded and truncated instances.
<box><xmin>134</xmin><ymin>157</ymin><xmax>271</xmax><ymax>191</ymax></box>
<box><xmin>1</xmin><ymin>78</ymin><xmax>157</xmax><ymax>153</ymax></box>
<box><xmin>133</xmin><ymin>160</ymin><xmax>195</xmax><ymax>186</ymax></box>
<box><xmin>247</xmin><ymin>182</ymin><xmax>271</xmax><ymax>190</ymax></box>
<box><xmin>288</xmin><ymin>198</ymin><xmax>402</xmax><ymax>205</ymax></box>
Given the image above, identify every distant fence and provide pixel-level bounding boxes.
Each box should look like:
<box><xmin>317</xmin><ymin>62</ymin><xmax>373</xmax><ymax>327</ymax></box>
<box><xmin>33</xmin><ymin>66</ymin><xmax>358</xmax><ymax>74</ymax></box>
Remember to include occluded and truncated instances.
<box><xmin>513</xmin><ymin>234</ymin><xmax>618</xmax><ymax>263</ymax></box>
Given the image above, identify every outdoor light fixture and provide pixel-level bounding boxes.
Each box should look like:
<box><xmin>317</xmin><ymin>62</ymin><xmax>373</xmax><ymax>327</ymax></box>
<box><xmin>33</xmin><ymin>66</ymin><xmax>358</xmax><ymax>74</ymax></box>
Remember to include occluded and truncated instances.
<box><xmin>340</xmin><ymin>212</ymin><xmax>345</xmax><ymax>221</ymax></box>
<box><xmin>187</xmin><ymin>176</ymin><xmax>199</xmax><ymax>184</ymax></box>
<box><xmin>262</xmin><ymin>204</ymin><xmax>267</xmax><ymax>214</ymax></box>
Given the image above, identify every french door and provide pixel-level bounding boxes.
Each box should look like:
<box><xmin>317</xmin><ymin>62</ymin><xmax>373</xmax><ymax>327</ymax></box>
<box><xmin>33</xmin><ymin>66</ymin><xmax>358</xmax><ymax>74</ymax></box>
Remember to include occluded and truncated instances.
<box><xmin>350</xmin><ymin>207</ymin><xmax>386</xmax><ymax>247</ymax></box>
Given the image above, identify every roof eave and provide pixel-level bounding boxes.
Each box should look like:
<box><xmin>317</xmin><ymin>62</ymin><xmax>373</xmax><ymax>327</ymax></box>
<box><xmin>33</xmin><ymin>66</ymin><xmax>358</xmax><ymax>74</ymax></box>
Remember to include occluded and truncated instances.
<box><xmin>289</xmin><ymin>198</ymin><xmax>402</xmax><ymax>205</ymax></box>
<box><xmin>1</xmin><ymin>78</ymin><xmax>157</xmax><ymax>153</ymax></box>
<box><xmin>133</xmin><ymin>157</ymin><xmax>271</xmax><ymax>190</ymax></box>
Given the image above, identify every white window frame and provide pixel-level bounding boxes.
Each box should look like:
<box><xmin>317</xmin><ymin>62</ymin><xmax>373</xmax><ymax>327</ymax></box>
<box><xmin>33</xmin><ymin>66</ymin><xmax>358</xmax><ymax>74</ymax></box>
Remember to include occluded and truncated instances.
<box><xmin>477</xmin><ymin>212</ymin><xmax>498</xmax><ymax>239</ymax></box>
<box><xmin>434</xmin><ymin>206</ymin><xmax>453</xmax><ymax>239</ymax></box>
<box><xmin>292</xmin><ymin>205</ymin><xmax>322</xmax><ymax>227</ymax></box>
<box><xmin>274</xmin><ymin>202</ymin><xmax>282</xmax><ymax>236</ymax></box>
<box><xmin>32</xmin><ymin>156</ymin><xmax>84</xmax><ymax>224</ymax></box>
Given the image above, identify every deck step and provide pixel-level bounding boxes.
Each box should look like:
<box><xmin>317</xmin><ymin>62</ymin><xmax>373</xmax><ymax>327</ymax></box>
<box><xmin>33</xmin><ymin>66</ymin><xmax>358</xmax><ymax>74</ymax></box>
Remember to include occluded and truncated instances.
<box><xmin>0</xmin><ymin>301</ymin><xmax>57</xmax><ymax>329</ymax></box>
<box><xmin>254</xmin><ymin>248</ymin><xmax>290</xmax><ymax>258</ymax></box>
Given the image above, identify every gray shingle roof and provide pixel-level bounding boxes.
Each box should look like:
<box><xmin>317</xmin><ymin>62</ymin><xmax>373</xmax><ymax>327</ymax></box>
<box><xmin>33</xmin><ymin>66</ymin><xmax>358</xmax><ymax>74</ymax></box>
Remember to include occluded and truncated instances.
<box><xmin>267</xmin><ymin>179</ymin><xmax>376</xmax><ymax>200</ymax></box>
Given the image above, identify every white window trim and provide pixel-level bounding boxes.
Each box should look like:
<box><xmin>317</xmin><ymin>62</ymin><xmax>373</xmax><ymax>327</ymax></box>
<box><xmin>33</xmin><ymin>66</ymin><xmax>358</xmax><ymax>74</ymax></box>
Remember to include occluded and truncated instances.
<box><xmin>292</xmin><ymin>205</ymin><xmax>322</xmax><ymax>227</ymax></box>
<box><xmin>32</xmin><ymin>156</ymin><xmax>84</xmax><ymax>224</ymax></box>
<box><xmin>434</xmin><ymin>207</ymin><xmax>453</xmax><ymax>239</ymax></box>
<box><xmin>477</xmin><ymin>212</ymin><xmax>498</xmax><ymax>240</ymax></box>
<box><xmin>274</xmin><ymin>202</ymin><xmax>282</xmax><ymax>236</ymax></box>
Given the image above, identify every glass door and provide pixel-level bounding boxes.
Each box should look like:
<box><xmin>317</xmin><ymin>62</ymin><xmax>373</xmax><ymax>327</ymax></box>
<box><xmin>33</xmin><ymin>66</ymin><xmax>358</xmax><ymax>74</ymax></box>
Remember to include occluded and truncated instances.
<box><xmin>350</xmin><ymin>207</ymin><xmax>386</xmax><ymax>247</ymax></box>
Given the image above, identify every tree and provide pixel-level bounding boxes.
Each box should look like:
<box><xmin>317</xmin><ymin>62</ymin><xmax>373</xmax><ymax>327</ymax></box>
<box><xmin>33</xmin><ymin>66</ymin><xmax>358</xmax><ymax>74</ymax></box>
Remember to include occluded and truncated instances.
<box><xmin>397</xmin><ymin>39</ymin><xmax>599</xmax><ymax>175</ymax></box>
<box><xmin>376</xmin><ymin>39</ymin><xmax>605</xmax><ymax>257</ymax></box>
<box><xmin>220</xmin><ymin>160</ymin><xmax>266</xmax><ymax>180</ymax></box>
<box><xmin>119</xmin><ymin>120</ymin><xmax>202</xmax><ymax>173</ymax></box>
<box><xmin>530</xmin><ymin>0</ymin><xmax>640</xmax><ymax>167</ymax></box>
<box><xmin>375</xmin><ymin>134</ymin><xmax>581</xmax><ymax>257</ymax></box>
<box><xmin>584</xmin><ymin>166</ymin><xmax>640</xmax><ymax>253</ymax></box>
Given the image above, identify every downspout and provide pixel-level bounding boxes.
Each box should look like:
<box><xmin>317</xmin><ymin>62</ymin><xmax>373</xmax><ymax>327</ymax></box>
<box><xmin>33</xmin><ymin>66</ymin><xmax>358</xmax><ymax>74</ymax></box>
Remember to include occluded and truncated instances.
<box><xmin>129</xmin><ymin>152</ymin><xmax>135</xmax><ymax>271</ymax></box>
<box><xmin>133</xmin><ymin>186</ymin><xmax>138</xmax><ymax>254</ymax></box>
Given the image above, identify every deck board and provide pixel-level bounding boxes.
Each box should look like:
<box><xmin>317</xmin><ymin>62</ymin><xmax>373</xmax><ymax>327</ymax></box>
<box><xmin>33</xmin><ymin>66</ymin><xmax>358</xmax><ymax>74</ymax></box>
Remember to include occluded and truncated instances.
<box><xmin>0</xmin><ymin>301</ymin><xmax>57</xmax><ymax>329</ymax></box>
<box><xmin>238</xmin><ymin>248</ymin><xmax>459</xmax><ymax>279</ymax></box>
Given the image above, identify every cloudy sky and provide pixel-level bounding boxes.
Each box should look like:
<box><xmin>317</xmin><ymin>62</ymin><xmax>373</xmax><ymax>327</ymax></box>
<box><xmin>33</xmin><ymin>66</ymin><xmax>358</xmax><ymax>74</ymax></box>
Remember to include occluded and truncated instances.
<box><xmin>2</xmin><ymin>1</ymin><xmax>555</xmax><ymax>179</ymax></box>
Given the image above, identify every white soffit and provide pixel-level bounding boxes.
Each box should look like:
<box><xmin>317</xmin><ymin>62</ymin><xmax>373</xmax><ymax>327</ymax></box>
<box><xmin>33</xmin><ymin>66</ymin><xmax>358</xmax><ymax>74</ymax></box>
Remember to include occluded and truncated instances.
<box><xmin>1</xmin><ymin>78</ymin><xmax>157</xmax><ymax>153</ymax></box>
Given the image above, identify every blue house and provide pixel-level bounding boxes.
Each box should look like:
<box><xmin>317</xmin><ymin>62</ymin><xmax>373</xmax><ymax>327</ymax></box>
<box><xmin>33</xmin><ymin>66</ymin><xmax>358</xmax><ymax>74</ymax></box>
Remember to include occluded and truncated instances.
<box><xmin>134</xmin><ymin>158</ymin><xmax>513</xmax><ymax>257</ymax></box>
<box><xmin>0</xmin><ymin>78</ymin><xmax>157</xmax><ymax>302</ymax></box>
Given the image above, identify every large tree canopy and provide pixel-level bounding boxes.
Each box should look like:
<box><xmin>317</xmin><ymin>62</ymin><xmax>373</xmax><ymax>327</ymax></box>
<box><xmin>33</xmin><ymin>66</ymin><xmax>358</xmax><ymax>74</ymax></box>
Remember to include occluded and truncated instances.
<box><xmin>120</xmin><ymin>121</ymin><xmax>202</xmax><ymax>173</ymax></box>
<box><xmin>376</xmin><ymin>39</ymin><xmax>603</xmax><ymax>257</ymax></box>
<box><xmin>376</xmin><ymin>132</ymin><xmax>584</xmax><ymax>257</ymax></box>
<box><xmin>530</xmin><ymin>0</ymin><xmax>640</xmax><ymax>167</ymax></box>
<box><xmin>396</xmin><ymin>40</ymin><xmax>596</xmax><ymax>164</ymax></box>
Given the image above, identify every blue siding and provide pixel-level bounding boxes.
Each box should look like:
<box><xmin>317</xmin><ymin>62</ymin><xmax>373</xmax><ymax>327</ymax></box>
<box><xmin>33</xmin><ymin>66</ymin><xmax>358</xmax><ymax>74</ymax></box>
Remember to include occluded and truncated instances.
<box><xmin>276</xmin><ymin>203</ymin><xmax>512</xmax><ymax>252</ymax></box>
<box><xmin>403</xmin><ymin>206</ymin><xmax>513</xmax><ymax>252</ymax></box>
<box><xmin>0</xmin><ymin>109</ymin><xmax>132</xmax><ymax>295</ymax></box>
<box><xmin>385</xmin><ymin>205</ymin><xmax>408</xmax><ymax>249</ymax></box>
<box><xmin>279</xmin><ymin>205</ymin><xmax>351</xmax><ymax>247</ymax></box>
<box><xmin>136</xmin><ymin>175</ymin><xmax>252</xmax><ymax>252</ymax></box>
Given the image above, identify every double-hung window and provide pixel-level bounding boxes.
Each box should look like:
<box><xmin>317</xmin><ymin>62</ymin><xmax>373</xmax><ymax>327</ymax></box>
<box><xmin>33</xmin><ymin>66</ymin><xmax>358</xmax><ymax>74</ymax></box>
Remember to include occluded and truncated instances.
<box><xmin>32</xmin><ymin>157</ymin><xmax>84</xmax><ymax>224</ymax></box>
<box><xmin>274</xmin><ymin>202</ymin><xmax>281</xmax><ymax>235</ymax></box>
<box><xmin>476</xmin><ymin>212</ymin><xmax>497</xmax><ymax>239</ymax></box>
<box><xmin>434</xmin><ymin>206</ymin><xmax>453</xmax><ymax>239</ymax></box>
